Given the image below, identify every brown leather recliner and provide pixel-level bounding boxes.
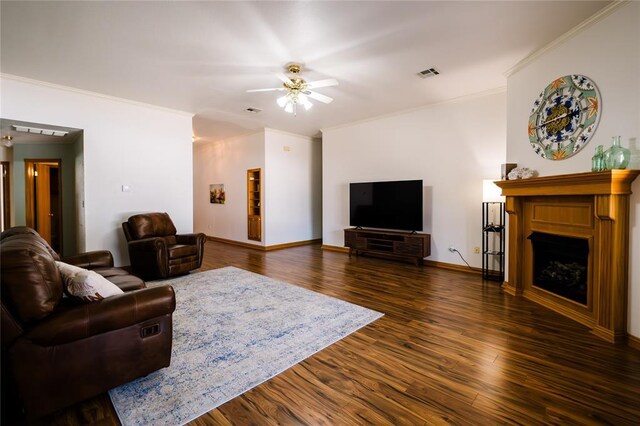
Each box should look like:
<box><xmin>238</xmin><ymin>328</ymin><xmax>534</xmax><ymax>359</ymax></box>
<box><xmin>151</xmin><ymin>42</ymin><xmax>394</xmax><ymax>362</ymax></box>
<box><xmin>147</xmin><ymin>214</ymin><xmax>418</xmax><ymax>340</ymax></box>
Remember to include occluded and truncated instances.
<box><xmin>0</xmin><ymin>226</ymin><xmax>176</xmax><ymax>420</ymax></box>
<box><xmin>122</xmin><ymin>212</ymin><xmax>206</xmax><ymax>280</ymax></box>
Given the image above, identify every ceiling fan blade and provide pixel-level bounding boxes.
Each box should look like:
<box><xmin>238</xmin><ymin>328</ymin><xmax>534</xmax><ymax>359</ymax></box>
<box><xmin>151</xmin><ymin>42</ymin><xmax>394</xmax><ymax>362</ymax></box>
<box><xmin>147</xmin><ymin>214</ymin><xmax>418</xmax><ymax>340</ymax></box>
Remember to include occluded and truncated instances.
<box><xmin>306</xmin><ymin>78</ymin><xmax>339</xmax><ymax>89</ymax></box>
<box><xmin>306</xmin><ymin>90</ymin><xmax>333</xmax><ymax>104</ymax></box>
<box><xmin>275</xmin><ymin>72</ymin><xmax>294</xmax><ymax>86</ymax></box>
<box><xmin>246</xmin><ymin>88</ymin><xmax>285</xmax><ymax>93</ymax></box>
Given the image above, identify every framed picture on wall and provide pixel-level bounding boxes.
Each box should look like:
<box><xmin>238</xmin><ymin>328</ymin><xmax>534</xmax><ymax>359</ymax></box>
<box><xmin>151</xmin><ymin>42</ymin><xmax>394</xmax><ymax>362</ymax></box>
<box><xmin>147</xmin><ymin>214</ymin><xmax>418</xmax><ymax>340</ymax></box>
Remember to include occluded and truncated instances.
<box><xmin>210</xmin><ymin>184</ymin><xmax>225</xmax><ymax>204</ymax></box>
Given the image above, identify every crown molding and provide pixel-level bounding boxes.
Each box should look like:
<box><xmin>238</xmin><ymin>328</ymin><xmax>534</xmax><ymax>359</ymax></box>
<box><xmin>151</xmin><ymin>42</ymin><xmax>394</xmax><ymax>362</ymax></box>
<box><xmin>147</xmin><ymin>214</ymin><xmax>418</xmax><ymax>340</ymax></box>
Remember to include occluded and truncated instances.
<box><xmin>1</xmin><ymin>73</ymin><xmax>194</xmax><ymax>117</ymax></box>
<box><xmin>504</xmin><ymin>1</ymin><xmax>629</xmax><ymax>77</ymax></box>
<box><xmin>264</xmin><ymin>127</ymin><xmax>315</xmax><ymax>141</ymax></box>
<box><xmin>321</xmin><ymin>86</ymin><xmax>506</xmax><ymax>134</ymax></box>
<box><xmin>193</xmin><ymin>128</ymin><xmax>265</xmax><ymax>145</ymax></box>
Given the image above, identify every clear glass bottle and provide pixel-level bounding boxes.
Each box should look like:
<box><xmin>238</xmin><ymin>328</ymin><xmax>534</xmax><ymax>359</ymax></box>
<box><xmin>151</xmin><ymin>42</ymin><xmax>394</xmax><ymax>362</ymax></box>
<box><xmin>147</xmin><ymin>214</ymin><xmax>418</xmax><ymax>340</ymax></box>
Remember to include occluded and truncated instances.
<box><xmin>591</xmin><ymin>145</ymin><xmax>604</xmax><ymax>172</ymax></box>
<box><xmin>603</xmin><ymin>136</ymin><xmax>631</xmax><ymax>170</ymax></box>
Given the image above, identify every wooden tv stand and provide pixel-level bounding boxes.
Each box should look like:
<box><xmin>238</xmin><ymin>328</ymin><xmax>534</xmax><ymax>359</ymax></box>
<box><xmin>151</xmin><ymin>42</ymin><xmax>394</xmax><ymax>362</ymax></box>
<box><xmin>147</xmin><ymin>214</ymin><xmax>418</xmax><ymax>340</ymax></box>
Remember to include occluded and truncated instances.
<box><xmin>344</xmin><ymin>228</ymin><xmax>431</xmax><ymax>265</ymax></box>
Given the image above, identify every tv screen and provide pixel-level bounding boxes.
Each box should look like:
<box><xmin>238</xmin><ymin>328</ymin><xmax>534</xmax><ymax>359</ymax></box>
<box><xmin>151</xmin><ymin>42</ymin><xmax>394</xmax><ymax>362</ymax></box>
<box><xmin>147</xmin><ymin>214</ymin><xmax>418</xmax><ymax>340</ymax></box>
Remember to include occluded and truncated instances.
<box><xmin>349</xmin><ymin>180</ymin><xmax>423</xmax><ymax>231</ymax></box>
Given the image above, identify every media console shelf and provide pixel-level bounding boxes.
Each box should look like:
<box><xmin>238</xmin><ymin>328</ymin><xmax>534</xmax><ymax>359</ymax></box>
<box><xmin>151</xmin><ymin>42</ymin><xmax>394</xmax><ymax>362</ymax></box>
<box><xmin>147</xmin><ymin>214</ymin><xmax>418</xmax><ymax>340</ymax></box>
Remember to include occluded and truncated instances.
<box><xmin>344</xmin><ymin>228</ymin><xmax>431</xmax><ymax>265</ymax></box>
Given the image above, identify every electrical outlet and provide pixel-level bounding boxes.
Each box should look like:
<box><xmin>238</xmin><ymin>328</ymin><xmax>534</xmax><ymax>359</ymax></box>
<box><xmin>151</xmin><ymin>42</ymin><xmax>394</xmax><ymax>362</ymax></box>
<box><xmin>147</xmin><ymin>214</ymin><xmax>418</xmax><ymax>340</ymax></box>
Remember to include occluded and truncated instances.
<box><xmin>448</xmin><ymin>245</ymin><xmax>456</xmax><ymax>253</ymax></box>
<box><xmin>474</xmin><ymin>246</ymin><xmax>480</xmax><ymax>254</ymax></box>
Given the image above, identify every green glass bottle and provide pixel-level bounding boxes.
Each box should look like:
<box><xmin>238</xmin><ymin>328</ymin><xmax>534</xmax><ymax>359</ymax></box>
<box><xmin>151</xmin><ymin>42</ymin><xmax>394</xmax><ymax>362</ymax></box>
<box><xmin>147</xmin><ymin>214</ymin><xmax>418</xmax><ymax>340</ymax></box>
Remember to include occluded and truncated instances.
<box><xmin>603</xmin><ymin>136</ymin><xmax>630</xmax><ymax>170</ymax></box>
<box><xmin>591</xmin><ymin>145</ymin><xmax>604</xmax><ymax>172</ymax></box>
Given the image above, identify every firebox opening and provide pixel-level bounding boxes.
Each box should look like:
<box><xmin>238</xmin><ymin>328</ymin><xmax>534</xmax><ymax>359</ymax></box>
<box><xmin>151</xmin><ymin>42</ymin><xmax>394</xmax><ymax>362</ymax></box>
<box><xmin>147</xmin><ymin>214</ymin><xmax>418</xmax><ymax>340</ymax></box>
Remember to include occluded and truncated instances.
<box><xmin>528</xmin><ymin>232</ymin><xmax>589</xmax><ymax>305</ymax></box>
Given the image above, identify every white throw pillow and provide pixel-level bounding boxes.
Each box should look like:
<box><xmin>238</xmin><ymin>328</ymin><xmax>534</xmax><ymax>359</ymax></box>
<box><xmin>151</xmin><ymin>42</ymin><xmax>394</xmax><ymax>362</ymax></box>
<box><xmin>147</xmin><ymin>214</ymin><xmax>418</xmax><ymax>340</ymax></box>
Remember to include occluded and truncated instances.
<box><xmin>56</xmin><ymin>261</ymin><xmax>86</xmax><ymax>287</ymax></box>
<box><xmin>56</xmin><ymin>261</ymin><xmax>124</xmax><ymax>302</ymax></box>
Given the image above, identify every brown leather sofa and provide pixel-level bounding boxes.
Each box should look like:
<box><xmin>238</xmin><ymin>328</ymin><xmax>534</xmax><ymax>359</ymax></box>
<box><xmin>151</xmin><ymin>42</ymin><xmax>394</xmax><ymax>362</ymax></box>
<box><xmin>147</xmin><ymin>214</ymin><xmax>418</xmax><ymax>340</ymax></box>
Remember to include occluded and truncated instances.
<box><xmin>0</xmin><ymin>226</ymin><xmax>176</xmax><ymax>419</ymax></box>
<box><xmin>122</xmin><ymin>212</ymin><xmax>206</xmax><ymax>280</ymax></box>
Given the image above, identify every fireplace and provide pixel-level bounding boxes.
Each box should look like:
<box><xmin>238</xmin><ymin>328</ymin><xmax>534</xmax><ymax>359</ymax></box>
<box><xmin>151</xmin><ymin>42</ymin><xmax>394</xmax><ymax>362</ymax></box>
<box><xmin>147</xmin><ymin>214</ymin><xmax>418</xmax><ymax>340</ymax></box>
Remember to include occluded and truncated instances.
<box><xmin>528</xmin><ymin>232</ymin><xmax>588</xmax><ymax>305</ymax></box>
<box><xmin>496</xmin><ymin>170</ymin><xmax>639</xmax><ymax>343</ymax></box>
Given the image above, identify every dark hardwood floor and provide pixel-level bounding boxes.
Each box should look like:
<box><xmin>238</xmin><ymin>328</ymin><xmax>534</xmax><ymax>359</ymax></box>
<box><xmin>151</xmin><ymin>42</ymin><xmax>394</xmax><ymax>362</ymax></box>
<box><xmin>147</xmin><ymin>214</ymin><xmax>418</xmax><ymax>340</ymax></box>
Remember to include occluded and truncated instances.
<box><xmin>38</xmin><ymin>241</ymin><xmax>640</xmax><ymax>424</ymax></box>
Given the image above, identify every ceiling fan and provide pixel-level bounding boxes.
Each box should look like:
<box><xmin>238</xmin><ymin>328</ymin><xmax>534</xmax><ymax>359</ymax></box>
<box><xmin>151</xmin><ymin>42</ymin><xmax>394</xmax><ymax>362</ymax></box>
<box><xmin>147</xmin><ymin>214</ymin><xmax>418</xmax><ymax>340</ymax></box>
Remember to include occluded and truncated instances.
<box><xmin>247</xmin><ymin>64</ymin><xmax>338</xmax><ymax>116</ymax></box>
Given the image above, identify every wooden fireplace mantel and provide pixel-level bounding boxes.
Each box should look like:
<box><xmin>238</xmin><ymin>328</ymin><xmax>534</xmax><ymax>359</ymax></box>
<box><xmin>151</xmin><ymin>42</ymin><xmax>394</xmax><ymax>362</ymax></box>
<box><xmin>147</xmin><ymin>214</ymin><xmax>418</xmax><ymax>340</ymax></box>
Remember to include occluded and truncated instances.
<box><xmin>497</xmin><ymin>170</ymin><xmax>640</xmax><ymax>196</ymax></box>
<box><xmin>495</xmin><ymin>170</ymin><xmax>639</xmax><ymax>344</ymax></box>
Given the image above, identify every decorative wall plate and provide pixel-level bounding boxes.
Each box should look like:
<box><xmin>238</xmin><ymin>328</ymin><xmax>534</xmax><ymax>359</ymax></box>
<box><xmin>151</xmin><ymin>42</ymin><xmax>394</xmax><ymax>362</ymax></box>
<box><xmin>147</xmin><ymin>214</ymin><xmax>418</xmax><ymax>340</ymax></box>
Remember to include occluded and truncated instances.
<box><xmin>528</xmin><ymin>75</ymin><xmax>600</xmax><ymax>160</ymax></box>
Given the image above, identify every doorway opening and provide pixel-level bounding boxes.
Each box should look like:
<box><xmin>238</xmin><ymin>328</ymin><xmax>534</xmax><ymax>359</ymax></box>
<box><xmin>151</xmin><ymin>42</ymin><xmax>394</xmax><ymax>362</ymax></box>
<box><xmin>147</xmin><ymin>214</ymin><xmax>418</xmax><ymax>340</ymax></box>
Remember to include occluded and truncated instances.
<box><xmin>25</xmin><ymin>159</ymin><xmax>63</xmax><ymax>253</ymax></box>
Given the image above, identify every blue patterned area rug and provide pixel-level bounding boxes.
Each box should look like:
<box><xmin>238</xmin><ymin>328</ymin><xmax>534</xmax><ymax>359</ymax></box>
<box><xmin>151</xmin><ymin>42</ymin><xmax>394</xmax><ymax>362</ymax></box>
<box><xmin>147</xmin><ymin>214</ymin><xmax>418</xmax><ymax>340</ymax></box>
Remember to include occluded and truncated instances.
<box><xmin>108</xmin><ymin>266</ymin><xmax>383</xmax><ymax>425</ymax></box>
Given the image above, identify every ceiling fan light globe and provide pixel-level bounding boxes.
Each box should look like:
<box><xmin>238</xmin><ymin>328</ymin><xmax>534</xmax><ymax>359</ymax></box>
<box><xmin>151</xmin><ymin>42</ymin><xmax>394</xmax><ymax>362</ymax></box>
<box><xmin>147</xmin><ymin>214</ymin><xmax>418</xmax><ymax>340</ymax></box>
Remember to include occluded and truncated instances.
<box><xmin>301</xmin><ymin>97</ymin><xmax>313</xmax><ymax>110</ymax></box>
<box><xmin>284</xmin><ymin>103</ymin><xmax>294</xmax><ymax>114</ymax></box>
<box><xmin>276</xmin><ymin>96</ymin><xmax>288</xmax><ymax>108</ymax></box>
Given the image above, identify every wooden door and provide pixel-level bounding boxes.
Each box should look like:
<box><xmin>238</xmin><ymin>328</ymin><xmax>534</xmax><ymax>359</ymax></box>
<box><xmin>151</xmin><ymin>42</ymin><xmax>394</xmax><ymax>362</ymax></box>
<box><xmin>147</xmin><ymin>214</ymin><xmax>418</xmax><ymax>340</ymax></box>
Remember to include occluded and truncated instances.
<box><xmin>248</xmin><ymin>215</ymin><xmax>261</xmax><ymax>241</ymax></box>
<box><xmin>35</xmin><ymin>163</ymin><xmax>52</xmax><ymax>244</ymax></box>
<box><xmin>25</xmin><ymin>160</ymin><xmax>62</xmax><ymax>252</ymax></box>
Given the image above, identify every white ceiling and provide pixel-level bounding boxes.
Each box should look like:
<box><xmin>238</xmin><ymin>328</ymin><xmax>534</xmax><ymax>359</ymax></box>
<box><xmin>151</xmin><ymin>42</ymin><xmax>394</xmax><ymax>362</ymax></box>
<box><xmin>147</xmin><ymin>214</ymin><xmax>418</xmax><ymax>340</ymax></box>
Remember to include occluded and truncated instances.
<box><xmin>0</xmin><ymin>1</ymin><xmax>610</xmax><ymax>142</ymax></box>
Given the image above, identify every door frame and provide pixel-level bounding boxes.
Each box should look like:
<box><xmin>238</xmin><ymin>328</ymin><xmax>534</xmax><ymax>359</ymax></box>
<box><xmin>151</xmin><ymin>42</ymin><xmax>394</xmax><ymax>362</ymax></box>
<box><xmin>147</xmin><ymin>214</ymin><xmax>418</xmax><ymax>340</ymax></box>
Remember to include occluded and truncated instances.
<box><xmin>1</xmin><ymin>161</ymin><xmax>10</xmax><ymax>231</ymax></box>
<box><xmin>24</xmin><ymin>158</ymin><xmax>63</xmax><ymax>252</ymax></box>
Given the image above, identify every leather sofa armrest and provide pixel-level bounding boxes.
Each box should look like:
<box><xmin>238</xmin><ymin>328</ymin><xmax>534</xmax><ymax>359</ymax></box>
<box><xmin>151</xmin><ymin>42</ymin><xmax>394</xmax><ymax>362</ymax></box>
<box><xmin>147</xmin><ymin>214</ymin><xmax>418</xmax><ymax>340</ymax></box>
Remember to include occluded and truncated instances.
<box><xmin>175</xmin><ymin>233</ymin><xmax>206</xmax><ymax>246</ymax></box>
<box><xmin>62</xmin><ymin>251</ymin><xmax>114</xmax><ymax>269</ymax></box>
<box><xmin>127</xmin><ymin>237</ymin><xmax>169</xmax><ymax>279</ymax></box>
<box><xmin>128</xmin><ymin>237</ymin><xmax>167</xmax><ymax>253</ymax></box>
<box><xmin>25</xmin><ymin>285</ymin><xmax>176</xmax><ymax>346</ymax></box>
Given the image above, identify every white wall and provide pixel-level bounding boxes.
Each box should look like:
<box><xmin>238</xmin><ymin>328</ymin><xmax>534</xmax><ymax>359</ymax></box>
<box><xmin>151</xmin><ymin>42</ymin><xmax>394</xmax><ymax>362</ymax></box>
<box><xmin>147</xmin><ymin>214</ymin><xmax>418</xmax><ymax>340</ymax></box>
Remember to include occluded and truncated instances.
<box><xmin>505</xmin><ymin>2</ymin><xmax>640</xmax><ymax>336</ymax></box>
<box><xmin>264</xmin><ymin>129</ymin><xmax>322</xmax><ymax>246</ymax></box>
<box><xmin>193</xmin><ymin>132</ymin><xmax>265</xmax><ymax>245</ymax></box>
<box><xmin>193</xmin><ymin>128</ymin><xmax>322</xmax><ymax>247</ymax></box>
<box><xmin>1</xmin><ymin>76</ymin><xmax>194</xmax><ymax>265</ymax></box>
<box><xmin>322</xmin><ymin>90</ymin><xmax>507</xmax><ymax>267</ymax></box>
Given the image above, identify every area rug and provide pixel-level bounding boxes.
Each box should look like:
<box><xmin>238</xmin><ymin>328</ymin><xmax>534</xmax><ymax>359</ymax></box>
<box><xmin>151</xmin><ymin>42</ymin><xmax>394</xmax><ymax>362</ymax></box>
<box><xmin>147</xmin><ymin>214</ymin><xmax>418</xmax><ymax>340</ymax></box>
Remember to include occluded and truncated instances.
<box><xmin>108</xmin><ymin>266</ymin><xmax>383</xmax><ymax>426</ymax></box>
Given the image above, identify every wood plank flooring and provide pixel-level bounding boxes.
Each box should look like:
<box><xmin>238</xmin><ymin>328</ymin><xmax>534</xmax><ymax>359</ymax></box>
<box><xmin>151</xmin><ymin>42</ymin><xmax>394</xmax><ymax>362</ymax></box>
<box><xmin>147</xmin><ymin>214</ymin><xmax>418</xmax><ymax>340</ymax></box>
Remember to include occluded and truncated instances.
<box><xmin>31</xmin><ymin>241</ymin><xmax>640</xmax><ymax>424</ymax></box>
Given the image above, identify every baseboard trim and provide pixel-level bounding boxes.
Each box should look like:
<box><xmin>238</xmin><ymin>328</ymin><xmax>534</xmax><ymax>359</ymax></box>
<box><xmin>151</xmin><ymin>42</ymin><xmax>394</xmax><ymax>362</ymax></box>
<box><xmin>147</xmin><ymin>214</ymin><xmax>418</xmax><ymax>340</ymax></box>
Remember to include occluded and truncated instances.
<box><xmin>207</xmin><ymin>236</ymin><xmax>321</xmax><ymax>251</ymax></box>
<box><xmin>207</xmin><ymin>236</ymin><xmax>264</xmax><ymax>250</ymax></box>
<box><xmin>321</xmin><ymin>245</ymin><xmax>350</xmax><ymax>253</ymax></box>
<box><xmin>265</xmin><ymin>239</ymin><xmax>322</xmax><ymax>251</ymax></box>
<box><xmin>628</xmin><ymin>334</ymin><xmax>640</xmax><ymax>351</ymax></box>
<box><xmin>321</xmin><ymin>244</ymin><xmax>480</xmax><ymax>274</ymax></box>
<box><xmin>422</xmin><ymin>260</ymin><xmax>481</xmax><ymax>275</ymax></box>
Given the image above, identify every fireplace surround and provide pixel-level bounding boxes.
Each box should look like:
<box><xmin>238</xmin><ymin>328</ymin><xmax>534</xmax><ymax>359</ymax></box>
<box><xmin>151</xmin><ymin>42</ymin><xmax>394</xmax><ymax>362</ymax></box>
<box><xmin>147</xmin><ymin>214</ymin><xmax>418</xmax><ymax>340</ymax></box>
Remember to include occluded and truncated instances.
<box><xmin>496</xmin><ymin>170</ymin><xmax>639</xmax><ymax>343</ymax></box>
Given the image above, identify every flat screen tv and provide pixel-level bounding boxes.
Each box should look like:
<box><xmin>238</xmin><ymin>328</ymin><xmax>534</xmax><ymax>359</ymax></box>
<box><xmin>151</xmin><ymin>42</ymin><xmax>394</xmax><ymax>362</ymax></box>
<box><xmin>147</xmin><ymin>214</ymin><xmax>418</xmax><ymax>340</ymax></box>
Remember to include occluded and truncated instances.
<box><xmin>349</xmin><ymin>180</ymin><xmax>423</xmax><ymax>231</ymax></box>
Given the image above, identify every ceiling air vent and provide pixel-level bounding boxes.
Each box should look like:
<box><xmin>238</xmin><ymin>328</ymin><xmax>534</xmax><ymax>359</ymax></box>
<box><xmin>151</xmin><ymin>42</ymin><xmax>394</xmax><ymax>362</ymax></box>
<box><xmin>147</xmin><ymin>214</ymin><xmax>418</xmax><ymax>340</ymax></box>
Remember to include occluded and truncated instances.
<box><xmin>417</xmin><ymin>67</ymin><xmax>440</xmax><ymax>78</ymax></box>
<box><xmin>245</xmin><ymin>107</ymin><xmax>262</xmax><ymax>114</ymax></box>
<box><xmin>12</xmin><ymin>125</ymin><xmax>68</xmax><ymax>137</ymax></box>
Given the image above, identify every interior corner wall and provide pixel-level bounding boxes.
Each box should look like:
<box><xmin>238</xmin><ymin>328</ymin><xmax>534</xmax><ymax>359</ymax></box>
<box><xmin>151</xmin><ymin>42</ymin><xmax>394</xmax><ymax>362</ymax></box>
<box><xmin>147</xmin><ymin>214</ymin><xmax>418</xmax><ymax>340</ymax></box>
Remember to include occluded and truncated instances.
<box><xmin>12</xmin><ymin>142</ymin><xmax>77</xmax><ymax>256</ymax></box>
<box><xmin>505</xmin><ymin>2</ymin><xmax>640</xmax><ymax>337</ymax></box>
<box><xmin>74</xmin><ymin>134</ymin><xmax>86</xmax><ymax>253</ymax></box>
<box><xmin>321</xmin><ymin>90</ymin><xmax>507</xmax><ymax>267</ymax></box>
<box><xmin>0</xmin><ymin>76</ymin><xmax>194</xmax><ymax>265</ymax></box>
<box><xmin>264</xmin><ymin>129</ymin><xmax>322</xmax><ymax>246</ymax></box>
<box><xmin>193</xmin><ymin>132</ymin><xmax>266</xmax><ymax>246</ymax></box>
